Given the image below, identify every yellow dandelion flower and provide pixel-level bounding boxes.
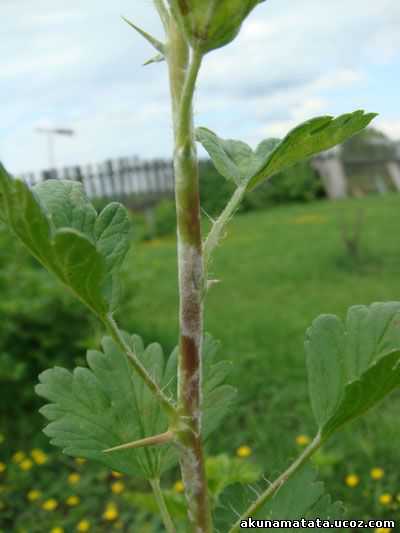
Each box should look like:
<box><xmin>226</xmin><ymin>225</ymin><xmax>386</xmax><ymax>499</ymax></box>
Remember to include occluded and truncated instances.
<box><xmin>12</xmin><ymin>451</ymin><xmax>25</xmax><ymax>463</ymax></box>
<box><xmin>0</xmin><ymin>434</ymin><xmax>4</xmax><ymax>444</ymax></box>
<box><xmin>111</xmin><ymin>481</ymin><xmax>125</xmax><ymax>494</ymax></box>
<box><xmin>68</xmin><ymin>472</ymin><xmax>80</xmax><ymax>485</ymax></box>
<box><xmin>76</xmin><ymin>520</ymin><xmax>91</xmax><ymax>532</ymax></box>
<box><xmin>379</xmin><ymin>493</ymin><xmax>392</xmax><ymax>506</ymax></box>
<box><xmin>31</xmin><ymin>448</ymin><xmax>42</xmax><ymax>456</ymax></box>
<box><xmin>42</xmin><ymin>498</ymin><xmax>58</xmax><ymax>511</ymax></box>
<box><xmin>50</xmin><ymin>528</ymin><xmax>64</xmax><ymax>533</ymax></box>
<box><xmin>103</xmin><ymin>503</ymin><xmax>119</xmax><ymax>521</ymax></box>
<box><xmin>295</xmin><ymin>435</ymin><xmax>311</xmax><ymax>447</ymax></box>
<box><xmin>75</xmin><ymin>458</ymin><xmax>87</xmax><ymax>466</ymax></box>
<box><xmin>370</xmin><ymin>468</ymin><xmax>384</xmax><ymax>480</ymax></box>
<box><xmin>0</xmin><ymin>462</ymin><xmax>6</xmax><ymax>473</ymax></box>
<box><xmin>66</xmin><ymin>495</ymin><xmax>80</xmax><ymax>507</ymax></box>
<box><xmin>27</xmin><ymin>489</ymin><xmax>42</xmax><ymax>502</ymax></box>
<box><xmin>31</xmin><ymin>449</ymin><xmax>48</xmax><ymax>465</ymax></box>
<box><xmin>375</xmin><ymin>528</ymin><xmax>392</xmax><ymax>533</ymax></box>
<box><xmin>111</xmin><ymin>471</ymin><xmax>123</xmax><ymax>478</ymax></box>
<box><xmin>173</xmin><ymin>480</ymin><xmax>185</xmax><ymax>493</ymax></box>
<box><xmin>236</xmin><ymin>445</ymin><xmax>252</xmax><ymax>458</ymax></box>
<box><xmin>345</xmin><ymin>474</ymin><xmax>360</xmax><ymax>488</ymax></box>
<box><xmin>20</xmin><ymin>459</ymin><xmax>34</xmax><ymax>471</ymax></box>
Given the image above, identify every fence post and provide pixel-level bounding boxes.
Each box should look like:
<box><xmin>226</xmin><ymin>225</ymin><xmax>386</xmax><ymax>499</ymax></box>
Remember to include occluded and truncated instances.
<box><xmin>97</xmin><ymin>162</ymin><xmax>107</xmax><ymax>198</ymax></box>
<box><xmin>117</xmin><ymin>158</ymin><xmax>126</xmax><ymax>200</ymax></box>
<box><xmin>386</xmin><ymin>162</ymin><xmax>400</xmax><ymax>191</ymax></box>
<box><xmin>42</xmin><ymin>169</ymin><xmax>58</xmax><ymax>181</ymax></box>
<box><xmin>74</xmin><ymin>166</ymin><xmax>83</xmax><ymax>184</ymax></box>
<box><xmin>85</xmin><ymin>163</ymin><xmax>97</xmax><ymax>199</ymax></box>
<box><xmin>105</xmin><ymin>160</ymin><xmax>116</xmax><ymax>199</ymax></box>
<box><xmin>312</xmin><ymin>155</ymin><xmax>347</xmax><ymax>199</ymax></box>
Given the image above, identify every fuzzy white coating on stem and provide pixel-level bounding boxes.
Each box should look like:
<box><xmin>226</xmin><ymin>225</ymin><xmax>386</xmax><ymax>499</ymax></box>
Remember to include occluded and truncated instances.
<box><xmin>166</xmin><ymin>16</ymin><xmax>213</xmax><ymax>531</ymax></box>
<box><xmin>177</xmin><ymin>241</ymin><xmax>203</xmax><ymax>343</ymax></box>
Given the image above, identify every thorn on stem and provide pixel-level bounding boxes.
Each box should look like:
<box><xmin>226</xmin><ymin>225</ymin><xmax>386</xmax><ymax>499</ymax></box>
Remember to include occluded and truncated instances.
<box><xmin>248</xmin><ymin>484</ymin><xmax>261</xmax><ymax>498</ymax></box>
<box><xmin>143</xmin><ymin>53</ymin><xmax>166</xmax><ymax>67</ymax></box>
<box><xmin>103</xmin><ymin>430</ymin><xmax>174</xmax><ymax>453</ymax></box>
<box><xmin>121</xmin><ymin>16</ymin><xmax>166</xmax><ymax>54</ymax></box>
<box><xmin>262</xmin><ymin>475</ymin><xmax>273</xmax><ymax>486</ymax></box>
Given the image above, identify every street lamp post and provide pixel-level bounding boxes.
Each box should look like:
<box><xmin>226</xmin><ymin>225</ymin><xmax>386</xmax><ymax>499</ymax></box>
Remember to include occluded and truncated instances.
<box><xmin>36</xmin><ymin>128</ymin><xmax>75</xmax><ymax>170</ymax></box>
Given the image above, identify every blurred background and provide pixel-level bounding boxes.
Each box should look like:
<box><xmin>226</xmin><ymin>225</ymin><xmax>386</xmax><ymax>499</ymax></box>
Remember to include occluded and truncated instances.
<box><xmin>1</xmin><ymin>0</ymin><xmax>400</xmax><ymax>531</ymax></box>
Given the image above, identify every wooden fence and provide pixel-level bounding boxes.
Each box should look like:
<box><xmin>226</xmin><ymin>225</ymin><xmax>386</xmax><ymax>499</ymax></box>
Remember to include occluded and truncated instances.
<box><xmin>20</xmin><ymin>153</ymin><xmax>400</xmax><ymax>205</ymax></box>
<box><xmin>21</xmin><ymin>157</ymin><xmax>175</xmax><ymax>209</ymax></box>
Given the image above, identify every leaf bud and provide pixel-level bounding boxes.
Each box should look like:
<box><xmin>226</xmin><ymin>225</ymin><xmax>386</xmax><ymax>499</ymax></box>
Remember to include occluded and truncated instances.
<box><xmin>169</xmin><ymin>0</ymin><xmax>266</xmax><ymax>53</ymax></box>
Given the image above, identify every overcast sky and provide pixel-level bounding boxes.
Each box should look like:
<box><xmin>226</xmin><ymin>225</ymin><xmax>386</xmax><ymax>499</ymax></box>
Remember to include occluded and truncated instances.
<box><xmin>1</xmin><ymin>0</ymin><xmax>399</xmax><ymax>174</ymax></box>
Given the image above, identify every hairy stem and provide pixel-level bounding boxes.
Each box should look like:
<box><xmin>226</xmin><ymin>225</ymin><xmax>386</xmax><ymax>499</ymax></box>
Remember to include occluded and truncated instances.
<box><xmin>150</xmin><ymin>478</ymin><xmax>176</xmax><ymax>533</ymax></box>
<box><xmin>203</xmin><ymin>184</ymin><xmax>246</xmax><ymax>274</ymax></box>
<box><xmin>228</xmin><ymin>433</ymin><xmax>323</xmax><ymax>532</ymax></box>
<box><xmin>167</xmin><ymin>18</ymin><xmax>213</xmax><ymax>533</ymax></box>
<box><xmin>103</xmin><ymin>313</ymin><xmax>177</xmax><ymax>418</ymax></box>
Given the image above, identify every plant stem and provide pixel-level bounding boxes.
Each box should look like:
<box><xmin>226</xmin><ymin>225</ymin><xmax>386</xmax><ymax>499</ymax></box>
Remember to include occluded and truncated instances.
<box><xmin>167</xmin><ymin>17</ymin><xmax>213</xmax><ymax>533</ymax></box>
<box><xmin>154</xmin><ymin>0</ymin><xmax>170</xmax><ymax>31</ymax></box>
<box><xmin>203</xmin><ymin>184</ymin><xmax>246</xmax><ymax>273</ymax></box>
<box><xmin>228</xmin><ymin>433</ymin><xmax>323</xmax><ymax>533</ymax></box>
<box><xmin>150</xmin><ymin>478</ymin><xmax>176</xmax><ymax>533</ymax></box>
<box><xmin>177</xmin><ymin>48</ymin><xmax>203</xmax><ymax>139</ymax></box>
<box><xmin>103</xmin><ymin>313</ymin><xmax>177</xmax><ymax>418</ymax></box>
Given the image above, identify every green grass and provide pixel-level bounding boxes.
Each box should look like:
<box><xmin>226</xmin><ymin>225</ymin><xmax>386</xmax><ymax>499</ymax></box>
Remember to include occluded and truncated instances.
<box><xmin>117</xmin><ymin>192</ymin><xmax>400</xmax><ymax>519</ymax></box>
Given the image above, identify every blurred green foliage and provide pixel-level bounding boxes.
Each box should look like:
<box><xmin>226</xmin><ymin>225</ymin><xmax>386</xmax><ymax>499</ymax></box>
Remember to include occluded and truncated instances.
<box><xmin>0</xmin><ymin>440</ymin><xmax>261</xmax><ymax>532</ymax></box>
<box><xmin>126</xmin><ymin>192</ymin><xmax>400</xmax><ymax>526</ymax></box>
<box><xmin>0</xmin><ymin>447</ymin><xmax>162</xmax><ymax>532</ymax></box>
<box><xmin>0</xmin><ymin>228</ymin><xmax>101</xmax><ymax>444</ymax></box>
<box><xmin>341</xmin><ymin>128</ymin><xmax>396</xmax><ymax>162</ymax></box>
<box><xmin>1</xmin><ymin>179</ymin><xmax>400</xmax><ymax>530</ymax></box>
<box><xmin>0</xmin><ymin>224</ymin><xmax>142</xmax><ymax>449</ymax></box>
<box><xmin>242</xmin><ymin>160</ymin><xmax>323</xmax><ymax>210</ymax></box>
<box><xmin>199</xmin><ymin>159</ymin><xmax>323</xmax><ymax>218</ymax></box>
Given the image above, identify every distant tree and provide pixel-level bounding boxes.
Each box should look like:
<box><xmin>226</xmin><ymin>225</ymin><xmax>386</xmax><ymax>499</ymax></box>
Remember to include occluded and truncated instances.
<box><xmin>341</xmin><ymin>127</ymin><xmax>396</xmax><ymax>161</ymax></box>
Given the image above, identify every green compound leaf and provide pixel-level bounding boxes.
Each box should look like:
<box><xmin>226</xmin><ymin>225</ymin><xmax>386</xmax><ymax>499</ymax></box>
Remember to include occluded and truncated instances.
<box><xmin>258</xmin><ymin>466</ymin><xmax>343</xmax><ymax>529</ymax></box>
<box><xmin>306</xmin><ymin>302</ymin><xmax>400</xmax><ymax>439</ymax></box>
<box><xmin>248</xmin><ymin>110</ymin><xmax>377</xmax><ymax>190</ymax></box>
<box><xmin>33</xmin><ymin>179</ymin><xmax>97</xmax><ymax>238</ymax></box>
<box><xmin>166</xmin><ymin>334</ymin><xmax>237</xmax><ymax>439</ymax></box>
<box><xmin>36</xmin><ymin>333</ymin><xmax>235</xmax><ymax>478</ymax></box>
<box><xmin>94</xmin><ymin>202</ymin><xmax>131</xmax><ymax>273</ymax></box>
<box><xmin>53</xmin><ymin>229</ymin><xmax>108</xmax><ymax>315</ymax></box>
<box><xmin>206</xmin><ymin>454</ymin><xmax>262</xmax><ymax>503</ymax></box>
<box><xmin>216</xmin><ymin>466</ymin><xmax>342</xmax><ymax>531</ymax></box>
<box><xmin>196</xmin><ymin>111</ymin><xmax>376</xmax><ymax>189</ymax></box>
<box><xmin>0</xmin><ymin>165</ymin><xmax>55</xmax><ymax>267</ymax></box>
<box><xmin>36</xmin><ymin>335</ymin><xmax>176</xmax><ymax>479</ymax></box>
<box><xmin>0</xmin><ymin>165</ymin><xmax>130</xmax><ymax>316</ymax></box>
<box><xmin>196</xmin><ymin>128</ymin><xmax>256</xmax><ymax>185</ymax></box>
<box><xmin>203</xmin><ymin>335</ymin><xmax>237</xmax><ymax>438</ymax></box>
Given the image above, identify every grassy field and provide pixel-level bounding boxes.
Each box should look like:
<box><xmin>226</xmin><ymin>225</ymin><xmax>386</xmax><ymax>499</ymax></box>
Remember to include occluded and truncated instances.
<box><xmin>117</xmin><ymin>192</ymin><xmax>400</xmax><ymax>520</ymax></box>
<box><xmin>2</xmin><ymin>191</ymin><xmax>400</xmax><ymax>529</ymax></box>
